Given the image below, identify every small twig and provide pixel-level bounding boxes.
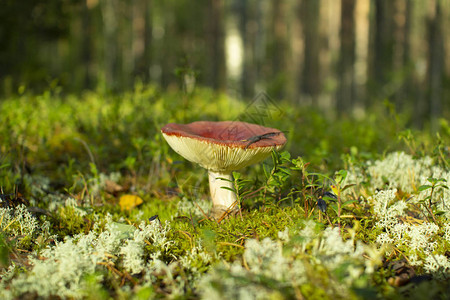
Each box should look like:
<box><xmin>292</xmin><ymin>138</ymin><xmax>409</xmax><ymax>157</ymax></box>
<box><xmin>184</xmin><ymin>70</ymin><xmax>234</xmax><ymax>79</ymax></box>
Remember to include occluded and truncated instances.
<box><xmin>177</xmin><ymin>230</ymin><xmax>193</xmax><ymax>249</ymax></box>
<box><xmin>74</xmin><ymin>137</ymin><xmax>96</xmax><ymax>165</ymax></box>
<box><xmin>217</xmin><ymin>242</ymin><xmax>245</xmax><ymax>249</ymax></box>
<box><xmin>393</xmin><ymin>247</ymin><xmax>412</xmax><ymax>265</ymax></box>
<box><xmin>97</xmin><ymin>261</ymin><xmax>122</xmax><ymax>276</ymax></box>
<box><xmin>217</xmin><ymin>201</ymin><xmax>239</xmax><ymax>223</ymax></box>
<box><xmin>193</xmin><ymin>200</ymin><xmax>212</xmax><ymax>221</ymax></box>
<box><xmin>121</xmin><ymin>270</ymin><xmax>138</xmax><ymax>286</ymax></box>
<box><xmin>242</xmin><ymin>131</ymin><xmax>285</xmax><ymax>149</ymax></box>
<box><xmin>241</xmin><ymin>187</ymin><xmax>264</xmax><ymax>199</ymax></box>
<box><xmin>242</xmin><ymin>255</ymin><xmax>250</xmax><ymax>271</ymax></box>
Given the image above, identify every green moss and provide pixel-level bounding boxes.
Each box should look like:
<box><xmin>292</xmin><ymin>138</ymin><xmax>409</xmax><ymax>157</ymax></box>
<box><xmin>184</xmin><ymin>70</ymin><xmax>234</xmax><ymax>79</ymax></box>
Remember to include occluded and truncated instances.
<box><xmin>53</xmin><ymin>206</ymin><xmax>94</xmax><ymax>237</ymax></box>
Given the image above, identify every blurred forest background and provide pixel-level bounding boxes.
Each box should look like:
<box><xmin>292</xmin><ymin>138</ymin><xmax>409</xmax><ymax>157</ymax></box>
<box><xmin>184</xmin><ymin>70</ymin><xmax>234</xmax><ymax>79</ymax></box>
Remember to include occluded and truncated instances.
<box><xmin>1</xmin><ymin>0</ymin><xmax>449</xmax><ymax>129</ymax></box>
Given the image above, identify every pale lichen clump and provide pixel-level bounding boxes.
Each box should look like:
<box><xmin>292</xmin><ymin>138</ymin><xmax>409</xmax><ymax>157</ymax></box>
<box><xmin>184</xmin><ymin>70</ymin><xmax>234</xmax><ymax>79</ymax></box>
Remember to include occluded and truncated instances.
<box><xmin>179</xmin><ymin>241</ymin><xmax>215</xmax><ymax>273</ymax></box>
<box><xmin>135</xmin><ymin>241</ymin><xmax>216</xmax><ymax>299</ymax></box>
<box><xmin>176</xmin><ymin>196</ymin><xmax>212</xmax><ymax>219</ymax></box>
<box><xmin>443</xmin><ymin>222</ymin><xmax>450</xmax><ymax>242</ymax></box>
<box><xmin>423</xmin><ymin>255</ymin><xmax>450</xmax><ymax>280</ymax></box>
<box><xmin>0</xmin><ymin>265</ymin><xmax>17</xmax><ymax>299</ymax></box>
<box><xmin>5</xmin><ymin>217</ymin><xmax>173</xmax><ymax>299</ymax></box>
<box><xmin>119</xmin><ymin>221</ymin><xmax>173</xmax><ymax>274</ymax></box>
<box><xmin>377</xmin><ymin>222</ymin><xmax>440</xmax><ymax>254</ymax></box>
<box><xmin>346</xmin><ymin>152</ymin><xmax>450</xmax><ymax>205</ymax></box>
<box><xmin>365</xmin><ymin>152</ymin><xmax>435</xmax><ymax>193</ymax></box>
<box><xmin>199</xmin><ymin>221</ymin><xmax>382</xmax><ymax>299</ymax></box>
<box><xmin>0</xmin><ymin>204</ymin><xmax>39</xmax><ymax>237</ymax></box>
<box><xmin>344</xmin><ymin>151</ymin><xmax>449</xmax><ymax>278</ymax></box>
<box><xmin>368</xmin><ymin>186</ymin><xmax>447</xmax><ymax>274</ymax></box>
<box><xmin>369</xmin><ymin>189</ymin><xmax>407</xmax><ymax>229</ymax></box>
<box><xmin>0</xmin><ymin>204</ymin><xmax>53</xmax><ymax>250</ymax></box>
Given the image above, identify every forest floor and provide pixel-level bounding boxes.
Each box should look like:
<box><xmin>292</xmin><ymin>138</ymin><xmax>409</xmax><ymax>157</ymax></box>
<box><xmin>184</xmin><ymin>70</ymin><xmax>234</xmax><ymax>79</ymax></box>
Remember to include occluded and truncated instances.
<box><xmin>0</xmin><ymin>85</ymin><xmax>449</xmax><ymax>299</ymax></box>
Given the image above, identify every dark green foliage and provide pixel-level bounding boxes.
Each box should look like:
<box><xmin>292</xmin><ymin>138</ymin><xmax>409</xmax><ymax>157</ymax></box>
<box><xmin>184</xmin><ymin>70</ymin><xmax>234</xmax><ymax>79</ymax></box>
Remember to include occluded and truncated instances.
<box><xmin>0</xmin><ymin>233</ymin><xmax>10</xmax><ymax>267</ymax></box>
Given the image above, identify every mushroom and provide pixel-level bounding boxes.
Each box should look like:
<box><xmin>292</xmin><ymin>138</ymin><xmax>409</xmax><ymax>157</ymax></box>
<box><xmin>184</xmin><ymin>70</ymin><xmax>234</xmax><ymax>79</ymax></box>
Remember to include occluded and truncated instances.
<box><xmin>161</xmin><ymin>121</ymin><xmax>287</xmax><ymax>218</ymax></box>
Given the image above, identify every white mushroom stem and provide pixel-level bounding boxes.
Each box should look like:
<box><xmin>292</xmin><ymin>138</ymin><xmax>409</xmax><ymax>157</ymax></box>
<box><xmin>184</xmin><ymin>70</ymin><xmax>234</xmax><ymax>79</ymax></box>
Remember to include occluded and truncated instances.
<box><xmin>208</xmin><ymin>170</ymin><xmax>238</xmax><ymax>215</ymax></box>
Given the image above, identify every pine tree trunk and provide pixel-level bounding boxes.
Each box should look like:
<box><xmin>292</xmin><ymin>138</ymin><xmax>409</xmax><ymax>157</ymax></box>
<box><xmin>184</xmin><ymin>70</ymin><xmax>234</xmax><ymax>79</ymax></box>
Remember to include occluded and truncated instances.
<box><xmin>101</xmin><ymin>0</ymin><xmax>119</xmax><ymax>90</ymax></box>
<box><xmin>370</xmin><ymin>0</ymin><xmax>395</xmax><ymax>104</ymax></box>
<box><xmin>208</xmin><ymin>0</ymin><xmax>226</xmax><ymax>90</ymax></box>
<box><xmin>300</xmin><ymin>0</ymin><xmax>321</xmax><ymax>103</ymax></box>
<box><xmin>268</xmin><ymin>0</ymin><xmax>288</xmax><ymax>99</ymax></box>
<box><xmin>133</xmin><ymin>0</ymin><xmax>152</xmax><ymax>82</ymax></box>
<box><xmin>337</xmin><ymin>0</ymin><xmax>356</xmax><ymax>115</ymax></box>
<box><xmin>81</xmin><ymin>0</ymin><xmax>93</xmax><ymax>89</ymax></box>
<box><xmin>428</xmin><ymin>0</ymin><xmax>443</xmax><ymax>131</ymax></box>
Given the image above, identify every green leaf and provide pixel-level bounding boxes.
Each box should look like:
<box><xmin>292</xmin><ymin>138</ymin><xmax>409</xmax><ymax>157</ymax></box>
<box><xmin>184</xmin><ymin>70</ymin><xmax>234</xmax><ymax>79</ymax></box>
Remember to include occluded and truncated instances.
<box><xmin>341</xmin><ymin>184</ymin><xmax>356</xmax><ymax>192</ymax></box>
<box><xmin>240</xmin><ymin>191</ymin><xmax>253</xmax><ymax>198</ymax></box>
<box><xmin>280</xmin><ymin>151</ymin><xmax>291</xmax><ymax>161</ymax></box>
<box><xmin>426</xmin><ymin>177</ymin><xmax>439</xmax><ymax>184</ymax></box>
<box><xmin>111</xmin><ymin>222</ymin><xmax>136</xmax><ymax>240</ymax></box>
<box><xmin>271</xmin><ymin>149</ymin><xmax>278</xmax><ymax>166</ymax></box>
<box><xmin>263</xmin><ymin>164</ymin><xmax>271</xmax><ymax>179</ymax></box>
<box><xmin>329</xmin><ymin>203</ymin><xmax>339</xmax><ymax>214</ymax></box>
<box><xmin>239</xmin><ymin>179</ymin><xmax>253</xmax><ymax>185</ymax></box>
<box><xmin>220</xmin><ymin>186</ymin><xmax>236</xmax><ymax>193</ymax></box>
<box><xmin>335</xmin><ymin>170</ymin><xmax>348</xmax><ymax>184</ymax></box>
<box><xmin>89</xmin><ymin>162</ymin><xmax>98</xmax><ymax>178</ymax></box>
<box><xmin>323</xmin><ymin>195</ymin><xmax>337</xmax><ymax>202</ymax></box>
<box><xmin>418</xmin><ymin>185</ymin><xmax>432</xmax><ymax>191</ymax></box>
<box><xmin>342</xmin><ymin>199</ymin><xmax>358</xmax><ymax>206</ymax></box>
<box><xmin>232</xmin><ymin>172</ymin><xmax>241</xmax><ymax>180</ymax></box>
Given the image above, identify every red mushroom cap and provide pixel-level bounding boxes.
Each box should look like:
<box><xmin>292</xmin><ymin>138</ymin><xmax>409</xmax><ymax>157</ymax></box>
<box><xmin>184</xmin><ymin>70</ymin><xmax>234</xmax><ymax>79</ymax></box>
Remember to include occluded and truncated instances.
<box><xmin>161</xmin><ymin>121</ymin><xmax>286</xmax><ymax>172</ymax></box>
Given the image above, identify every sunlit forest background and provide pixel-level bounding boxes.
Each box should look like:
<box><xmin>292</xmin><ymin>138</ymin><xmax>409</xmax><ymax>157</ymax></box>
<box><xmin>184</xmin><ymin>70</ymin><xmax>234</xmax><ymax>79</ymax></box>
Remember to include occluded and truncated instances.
<box><xmin>1</xmin><ymin>0</ymin><xmax>449</xmax><ymax>128</ymax></box>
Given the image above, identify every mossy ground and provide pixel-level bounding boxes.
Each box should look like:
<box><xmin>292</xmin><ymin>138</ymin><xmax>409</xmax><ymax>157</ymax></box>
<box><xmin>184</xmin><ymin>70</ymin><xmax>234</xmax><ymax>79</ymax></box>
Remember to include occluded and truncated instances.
<box><xmin>0</xmin><ymin>85</ymin><xmax>449</xmax><ymax>299</ymax></box>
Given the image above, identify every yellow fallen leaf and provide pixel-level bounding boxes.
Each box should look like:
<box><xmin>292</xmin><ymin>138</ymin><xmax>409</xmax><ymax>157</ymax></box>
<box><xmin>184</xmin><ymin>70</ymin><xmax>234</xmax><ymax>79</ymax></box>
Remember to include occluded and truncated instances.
<box><xmin>119</xmin><ymin>194</ymin><xmax>143</xmax><ymax>211</ymax></box>
<box><xmin>330</xmin><ymin>185</ymin><xmax>340</xmax><ymax>196</ymax></box>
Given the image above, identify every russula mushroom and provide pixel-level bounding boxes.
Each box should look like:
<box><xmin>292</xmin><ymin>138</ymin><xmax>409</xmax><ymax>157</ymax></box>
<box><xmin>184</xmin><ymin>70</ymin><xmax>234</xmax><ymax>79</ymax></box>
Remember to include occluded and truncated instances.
<box><xmin>161</xmin><ymin>121</ymin><xmax>286</xmax><ymax>218</ymax></box>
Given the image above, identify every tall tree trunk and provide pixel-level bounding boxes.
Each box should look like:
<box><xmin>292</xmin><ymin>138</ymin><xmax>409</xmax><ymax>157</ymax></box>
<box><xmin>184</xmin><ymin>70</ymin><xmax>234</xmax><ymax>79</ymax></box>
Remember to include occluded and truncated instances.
<box><xmin>300</xmin><ymin>0</ymin><xmax>321</xmax><ymax>103</ymax></box>
<box><xmin>208</xmin><ymin>0</ymin><xmax>226</xmax><ymax>90</ymax></box>
<box><xmin>398</xmin><ymin>0</ymin><xmax>413</xmax><ymax>112</ymax></box>
<box><xmin>122</xmin><ymin>2</ymin><xmax>134</xmax><ymax>89</ymax></box>
<box><xmin>428</xmin><ymin>0</ymin><xmax>444</xmax><ymax>131</ymax></box>
<box><xmin>240</xmin><ymin>0</ymin><xmax>259</xmax><ymax>98</ymax></box>
<box><xmin>81</xmin><ymin>0</ymin><xmax>93</xmax><ymax>89</ymax></box>
<box><xmin>370</xmin><ymin>0</ymin><xmax>395</xmax><ymax>103</ymax></box>
<box><xmin>337</xmin><ymin>0</ymin><xmax>356</xmax><ymax>115</ymax></box>
<box><xmin>240</xmin><ymin>0</ymin><xmax>250</xmax><ymax>97</ymax></box>
<box><xmin>354</xmin><ymin>0</ymin><xmax>370</xmax><ymax>110</ymax></box>
<box><xmin>133</xmin><ymin>0</ymin><xmax>152</xmax><ymax>82</ymax></box>
<box><xmin>267</xmin><ymin>0</ymin><xmax>288</xmax><ymax>99</ymax></box>
<box><xmin>101</xmin><ymin>0</ymin><xmax>119</xmax><ymax>90</ymax></box>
